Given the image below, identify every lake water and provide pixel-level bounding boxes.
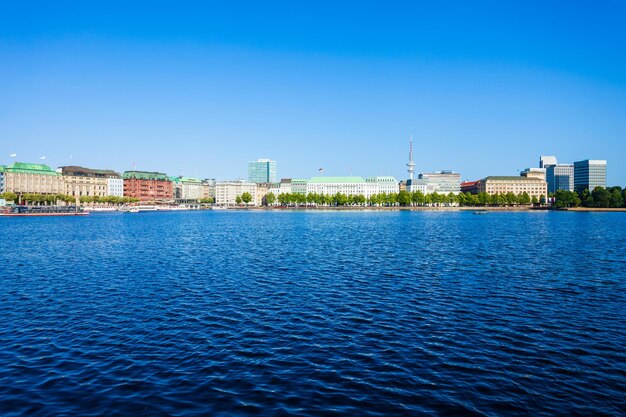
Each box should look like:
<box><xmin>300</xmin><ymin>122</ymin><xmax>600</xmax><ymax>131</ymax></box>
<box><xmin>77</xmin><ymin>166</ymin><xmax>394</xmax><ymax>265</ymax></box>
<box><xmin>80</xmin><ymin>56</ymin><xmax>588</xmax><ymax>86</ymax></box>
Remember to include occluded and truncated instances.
<box><xmin>1</xmin><ymin>210</ymin><xmax>625</xmax><ymax>416</ymax></box>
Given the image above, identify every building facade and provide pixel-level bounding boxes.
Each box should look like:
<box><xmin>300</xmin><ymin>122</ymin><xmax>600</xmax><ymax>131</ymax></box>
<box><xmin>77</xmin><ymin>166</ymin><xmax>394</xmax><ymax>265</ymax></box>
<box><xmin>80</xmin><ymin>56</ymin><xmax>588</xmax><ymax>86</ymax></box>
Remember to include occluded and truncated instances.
<box><xmin>574</xmin><ymin>160</ymin><xmax>607</xmax><ymax>192</ymax></box>
<box><xmin>0</xmin><ymin>162</ymin><xmax>64</xmax><ymax>195</ymax></box>
<box><xmin>460</xmin><ymin>181</ymin><xmax>479</xmax><ymax>194</ymax></box>
<box><xmin>520</xmin><ymin>168</ymin><xmax>546</xmax><ymax>181</ymax></box>
<box><xmin>539</xmin><ymin>156</ymin><xmax>558</xmax><ymax>169</ymax></box>
<box><xmin>291</xmin><ymin>179</ymin><xmax>308</xmax><ymax>194</ymax></box>
<box><xmin>306</xmin><ymin>177</ymin><xmax>369</xmax><ymax>197</ymax></box>
<box><xmin>365</xmin><ymin>176</ymin><xmax>399</xmax><ymax>195</ymax></box>
<box><xmin>248</xmin><ymin>159</ymin><xmax>277</xmax><ymax>183</ymax></box>
<box><xmin>215</xmin><ymin>181</ymin><xmax>258</xmax><ymax>206</ymax></box>
<box><xmin>123</xmin><ymin>171</ymin><xmax>173</xmax><ymax>201</ymax></box>
<box><xmin>0</xmin><ymin>167</ymin><xmax>5</xmax><ymax>193</ymax></box>
<box><xmin>477</xmin><ymin>176</ymin><xmax>547</xmax><ymax>201</ymax></box>
<box><xmin>202</xmin><ymin>179</ymin><xmax>216</xmax><ymax>200</ymax></box>
<box><xmin>107</xmin><ymin>178</ymin><xmax>124</xmax><ymax>197</ymax></box>
<box><xmin>546</xmin><ymin>164</ymin><xmax>574</xmax><ymax>193</ymax></box>
<box><xmin>59</xmin><ymin>166</ymin><xmax>121</xmax><ymax>197</ymax></box>
<box><xmin>408</xmin><ymin>171</ymin><xmax>461</xmax><ymax>194</ymax></box>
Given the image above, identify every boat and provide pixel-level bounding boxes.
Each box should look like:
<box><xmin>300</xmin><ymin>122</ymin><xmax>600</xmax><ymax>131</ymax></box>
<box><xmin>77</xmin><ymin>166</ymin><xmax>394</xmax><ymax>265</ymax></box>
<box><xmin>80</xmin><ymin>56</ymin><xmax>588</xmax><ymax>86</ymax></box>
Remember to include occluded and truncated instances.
<box><xmin>473</xmin><ymin>210</ymin><xmax>488</xmax><ymax>215</ymax></box>
<box><xmin>0</xmin><ymin>205</ymin><xmax>88</xmax><ymax>217</ymax></box>
<box><xmin>118</xmin><ymin>205</ymin><xmax>159</xmax><ymax>213</ymax></box>
<box><xmin>211</xmin><ymin>206</ymin><xmax>228</xmax><ymax>210</ymax></box>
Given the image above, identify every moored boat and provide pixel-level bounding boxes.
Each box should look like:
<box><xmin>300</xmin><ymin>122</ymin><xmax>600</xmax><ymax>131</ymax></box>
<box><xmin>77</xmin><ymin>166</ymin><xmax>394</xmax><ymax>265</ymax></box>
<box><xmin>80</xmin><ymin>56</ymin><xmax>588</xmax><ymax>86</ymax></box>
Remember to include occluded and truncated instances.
<box><xmin>0</xmin><ymin>205</ymin><xmax>88</xmax><ymax>217</ymax></box>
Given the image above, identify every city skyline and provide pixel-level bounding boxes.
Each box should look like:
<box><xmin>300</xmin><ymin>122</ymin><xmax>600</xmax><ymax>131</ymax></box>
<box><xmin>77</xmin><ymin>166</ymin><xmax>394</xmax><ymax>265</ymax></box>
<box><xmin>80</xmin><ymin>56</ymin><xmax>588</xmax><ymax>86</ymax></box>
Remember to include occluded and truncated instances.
<box><xmin>1</xmin><ymin>2</ymin><xmax>625</xmax><ymax>184</ymax></box>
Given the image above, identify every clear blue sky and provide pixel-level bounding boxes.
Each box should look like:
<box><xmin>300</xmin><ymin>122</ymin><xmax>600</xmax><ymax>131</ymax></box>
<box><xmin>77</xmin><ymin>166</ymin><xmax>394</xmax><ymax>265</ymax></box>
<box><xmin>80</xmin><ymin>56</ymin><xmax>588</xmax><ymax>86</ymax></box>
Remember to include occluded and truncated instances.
<box><xmin>1</xmin><ymin>1</ymin><xmax>625</xmax><ymax>184</ymax></box>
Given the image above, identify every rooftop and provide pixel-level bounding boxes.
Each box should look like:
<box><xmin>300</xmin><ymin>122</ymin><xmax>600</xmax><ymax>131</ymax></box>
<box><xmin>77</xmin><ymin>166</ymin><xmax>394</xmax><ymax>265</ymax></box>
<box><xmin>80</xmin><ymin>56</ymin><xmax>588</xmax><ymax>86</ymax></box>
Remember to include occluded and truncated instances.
<box><xmin>123</xmin><ymin>171</ymin><xmax>170</xmax><ymax>180</ymax></box>
<box><xmin>2</xmin><ymin>162</ymin><xmax>60</xmax><ymax>176</ymax></box>
<box><xmin>483</xmin><ymin>176</ymin><xmax>545</xmax><ymax>181</ymax></box>
<box><xmin>308</xmin><ymin>176</ymin><xmax>366</xmax><ymax>184</ymax></box>
<box><xmin>59</xmin><ymin>165</ymin><xmax>121</xmax><ymax>178</ymax></box>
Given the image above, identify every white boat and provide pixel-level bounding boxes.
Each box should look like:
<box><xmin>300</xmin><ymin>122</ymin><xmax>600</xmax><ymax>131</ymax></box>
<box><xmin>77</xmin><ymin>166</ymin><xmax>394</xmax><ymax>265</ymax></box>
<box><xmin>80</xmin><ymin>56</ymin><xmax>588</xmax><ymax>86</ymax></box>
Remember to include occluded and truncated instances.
<box><xmin>212</xmin><ymin>206</ymin><xmax>228</xmax><ymax>210</ymax></box>
<box><xmin>118</xmin><ymin>205</ymin><xmax>159</xmax><ymax>213</ymax></box>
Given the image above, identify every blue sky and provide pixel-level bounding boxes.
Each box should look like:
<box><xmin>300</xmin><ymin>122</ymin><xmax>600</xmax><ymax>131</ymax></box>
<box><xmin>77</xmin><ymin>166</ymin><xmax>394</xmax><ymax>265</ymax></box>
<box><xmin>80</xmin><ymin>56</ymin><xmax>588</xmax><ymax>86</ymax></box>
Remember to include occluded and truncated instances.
<box><xmin>1</xmin><ymin>1</ymin><xmax>625</xmax><ymax>184</ymax></box>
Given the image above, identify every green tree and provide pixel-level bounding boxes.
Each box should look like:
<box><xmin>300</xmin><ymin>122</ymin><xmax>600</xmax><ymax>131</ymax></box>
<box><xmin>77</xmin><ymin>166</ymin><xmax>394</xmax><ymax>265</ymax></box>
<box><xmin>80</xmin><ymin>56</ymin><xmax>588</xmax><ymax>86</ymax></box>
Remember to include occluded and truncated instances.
<box><xmin>591</xmin><ymin>186</ymin><xmax>610</xmax><ymax>208</ymax></box>
<box><xmin>623</xmin><ymin>188</ymin><xmax>626</xmax><ymax>208</ymax></box>
<box><xmin>241</xmin><ymin>192</ymin><xmax>253</xmax><ymax>205</ymax></box>
<box><xmin>0</xmin><ymin>192</ymin><xmax>17</xmax><ymax>202</ymax></box>
<box><xmin>609</xmin><ymin>187</ymin><xmax>624</xmax><ymax>208</ymax></box>
<box><xmin>265</xmin><ymin>192</ymin><xmax>276</xmax><ymax>206</ymax></box>
<box><xmin>518</xmin><ymin>192</ymin><xmax>531</xmax><ymax>206</ymax></box>
<box><xmin>531</xmin><ymin>195</ymin><xmax>539</xmax><ymax>205</ymax></box>
<box><xmin>397</xmin><ymin>190</ymin><xmax>411</xmax><ymax>206</ymax></box>
<box><xmin>235</xmin><ymin>195</ymin><xmax>242</xmax><ymax>205</ymax></box>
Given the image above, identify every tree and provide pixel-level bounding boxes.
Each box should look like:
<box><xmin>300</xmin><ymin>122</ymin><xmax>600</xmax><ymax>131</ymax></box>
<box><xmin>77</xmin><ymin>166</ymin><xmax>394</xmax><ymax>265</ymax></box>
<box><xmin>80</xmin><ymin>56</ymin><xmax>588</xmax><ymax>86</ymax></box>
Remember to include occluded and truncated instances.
<box><xmin>397</xmin><ymin>190</ymin><xmax>411</xmax><ymax>206</ymax></box>
<box><xmin>531</xmin><ymin>195</ymin><xmax>539</xmax><ymax>205</ymax></box>
<box><xmin>0</xmin><ymin>192</ymin><xmax>17</xmax><ymax>202</ymax></box>
<box><xmin>580</xmin><ymin>189</ymin><xmax>593</xmax><ymax>207</ymax></box>
<box><xmin>623</xmin><ymin>188</ymin><xmax>626</xmax><ymax>208</ymax></box>
<box><xmin>265</xmin><ymin>192</ymin><xmax>276</xmax><ymax>206</ymax></box>
<box><xmin>235</xmin><ymin>195</ymin><xmax>242</xmax><ymax>205</ymax></box>
<box><xmin>591</xmin><ymin>186</ymin><xmax>610</xmax><ymax>208</ymax></box>
<box><xmin>518</xmin><ymin>192</ymin><xmax>531</xmax><ymax>206</ymax></box>
<box><xmin>609</xmin><ymin>188</ymin><xmax>624</xmax><ymax>208</ymax></box>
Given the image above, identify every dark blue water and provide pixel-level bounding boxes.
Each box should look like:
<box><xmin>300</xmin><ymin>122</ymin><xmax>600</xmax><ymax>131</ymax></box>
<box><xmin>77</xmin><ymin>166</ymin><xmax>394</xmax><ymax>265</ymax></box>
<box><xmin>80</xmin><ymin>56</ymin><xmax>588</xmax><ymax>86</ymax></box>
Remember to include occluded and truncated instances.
<box><xmin>1</xmin><ymin>210</ymin><xmax>625</xmax><ymax>416</ymax></box>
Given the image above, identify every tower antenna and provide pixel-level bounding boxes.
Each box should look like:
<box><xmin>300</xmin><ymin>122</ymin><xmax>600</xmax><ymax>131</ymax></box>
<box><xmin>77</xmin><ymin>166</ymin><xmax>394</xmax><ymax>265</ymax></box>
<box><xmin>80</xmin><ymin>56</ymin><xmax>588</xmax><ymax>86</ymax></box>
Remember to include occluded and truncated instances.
<box><xmin>406</xmin><ymin>133</ymin><xmax>415</xmax><ymax>181</ymax></box>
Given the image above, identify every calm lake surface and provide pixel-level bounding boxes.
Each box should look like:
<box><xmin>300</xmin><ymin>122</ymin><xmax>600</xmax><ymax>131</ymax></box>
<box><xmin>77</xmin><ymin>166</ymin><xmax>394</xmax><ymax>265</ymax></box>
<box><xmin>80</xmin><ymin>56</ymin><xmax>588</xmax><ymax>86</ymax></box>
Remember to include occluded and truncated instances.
<box><xmin>1</xmin><ymin>210</ymin><xmax>625</xmax><ymax>416</ymax></box>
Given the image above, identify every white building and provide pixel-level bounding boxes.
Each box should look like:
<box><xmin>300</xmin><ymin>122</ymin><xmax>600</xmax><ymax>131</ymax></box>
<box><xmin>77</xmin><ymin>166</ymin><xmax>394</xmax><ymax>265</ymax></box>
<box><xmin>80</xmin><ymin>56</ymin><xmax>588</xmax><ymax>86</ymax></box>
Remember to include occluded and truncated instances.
<box><xmin>306</xmin><ymin>176</ymin><xmax>398</xmax><ymax>198</ymax></box>
<box><xmin>366</xmin><ymin>176</ymin><xmax>399</xmax><ymax>196</ymax></box>
<box><xmin>107</xmin><ymin>178</ymin><xmax>124</xmax><ymax>197</ymax></box>
<box><xmin>215</xmin><ymin>180</ymin><xmax>258</xmax><ymax>206</ymax></box>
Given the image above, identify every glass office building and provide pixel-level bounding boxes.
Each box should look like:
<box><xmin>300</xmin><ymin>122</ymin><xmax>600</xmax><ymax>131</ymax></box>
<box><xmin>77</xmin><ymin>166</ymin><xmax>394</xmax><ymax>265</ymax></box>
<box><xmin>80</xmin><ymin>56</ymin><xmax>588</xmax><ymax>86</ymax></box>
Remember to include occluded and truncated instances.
<box><xmin>248</xmin><ymin>159</ymin><xmax>277</xmax><ymax>184</ymax></box>
<box><xmin>574</xmin><ymin>160</ymin><xmax>606</xmax><ymax>193</ymax></box>
<box><xmin>546</xmin><ymin>164</ymin><xmax>574</xmax><ymax>193</ymax></box>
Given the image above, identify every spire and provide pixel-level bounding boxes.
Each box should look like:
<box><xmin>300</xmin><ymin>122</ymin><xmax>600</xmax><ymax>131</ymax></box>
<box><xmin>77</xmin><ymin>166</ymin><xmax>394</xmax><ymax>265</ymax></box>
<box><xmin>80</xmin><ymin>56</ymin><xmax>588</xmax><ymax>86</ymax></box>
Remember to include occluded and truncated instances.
<box><xmin>406</xmin><ymin>133</ymin><xmax>415</xmax><ymax>181</ymax></box>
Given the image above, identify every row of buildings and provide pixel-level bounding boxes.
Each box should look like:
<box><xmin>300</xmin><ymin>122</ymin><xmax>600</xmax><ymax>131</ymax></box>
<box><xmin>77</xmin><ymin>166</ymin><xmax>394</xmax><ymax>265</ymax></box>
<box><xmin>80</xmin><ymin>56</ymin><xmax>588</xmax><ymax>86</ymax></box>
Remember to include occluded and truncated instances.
<box><xmin>0</xmin><ymin>163</ymin><xmax>215</xmax><ymax>202</ymax></box>
<box><xmin>0</xmin><ymin>147</ymin><xmax>608</xmax><ymax>206</ymax></box>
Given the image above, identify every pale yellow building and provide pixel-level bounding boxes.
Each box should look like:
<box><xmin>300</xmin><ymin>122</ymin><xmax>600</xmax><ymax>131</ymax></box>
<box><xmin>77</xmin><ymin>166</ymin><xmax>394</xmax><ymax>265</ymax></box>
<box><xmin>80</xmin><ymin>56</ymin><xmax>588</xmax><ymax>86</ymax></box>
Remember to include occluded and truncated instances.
<box><xmin>477</xmin><ymin>176</ymin><xmax>548</xmax><ymax>201</ymax></box>
<box><xmin>59</xmin><ymin>166</ymin><xmax>120</xmax><ymax>197</ymax></box>
<box><xmin>0</xmin><ymin>162</ymin><xmax>64</xmax><ymax>195</ymax></box>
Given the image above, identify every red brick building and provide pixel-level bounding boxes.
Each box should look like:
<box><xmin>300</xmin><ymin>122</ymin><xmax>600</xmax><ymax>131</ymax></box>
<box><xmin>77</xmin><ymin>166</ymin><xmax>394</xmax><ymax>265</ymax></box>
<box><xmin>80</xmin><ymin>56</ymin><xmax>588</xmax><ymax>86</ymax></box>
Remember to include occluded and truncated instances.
<box><xmin>122</xmin><ymin>171</ymin><xmax>173</xmax><ymax>201</ymax></box>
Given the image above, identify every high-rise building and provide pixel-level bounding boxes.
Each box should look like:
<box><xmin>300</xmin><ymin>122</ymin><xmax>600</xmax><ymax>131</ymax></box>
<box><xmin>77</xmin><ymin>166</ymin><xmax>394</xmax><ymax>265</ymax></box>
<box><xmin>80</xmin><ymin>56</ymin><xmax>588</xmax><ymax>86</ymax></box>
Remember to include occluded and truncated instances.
<box><xmin>540</xmin><ymin>156</ymin><xmax>558</xmax><ymax>169</ymax></box>
<box><xmin>248</xmin><ymin>159</ymin><xmax>277</xmax><ymax>183</ymax></box>
<box><xmin>546</xmin><ymin>164</ymin><xmax>574</xmax><ymax>193</ymax></box>
<box><xmin>574</xmin><ymin>160</ymin><xmax>607</xmax><ymax>192</ymax></box>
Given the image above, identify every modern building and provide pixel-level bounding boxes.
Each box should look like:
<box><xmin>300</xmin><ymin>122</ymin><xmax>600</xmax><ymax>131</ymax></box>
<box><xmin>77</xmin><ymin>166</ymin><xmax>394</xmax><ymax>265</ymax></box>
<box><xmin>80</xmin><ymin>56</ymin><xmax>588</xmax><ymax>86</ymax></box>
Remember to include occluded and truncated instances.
<box><xmin>574</xmin><ymin>160</ymin><xmax>607</xmax><ymax>192</ymax></box>
<box><xmin>248</xmin><ymin>159</ymin><xmax>277</xmax><ymax>184</ymax></box>
<box><xmin>215</xmin><ymin>180</ymin><xmax>257</xmax><ymax>206</ymax></box>
<box><xmin>59</xmin><ymin>166</ymin><xmax>122</xmax><ymax>197</ymax></box>
<box><xmin>539</xmin><ymin>156</ymin><xmax>558</xmax><ymax>169</ymax></box>
<box><xmin>477</xmin><ymin>176</ymin><xmax>547</xmax><ymax>201</ymax></box>
<box><xmin>123</xmin><ymin>171</ymin><xmax>173</xmax><ymax>201</ymax></box>
<box><xmin>0</xmin><ymin>166</ymin><xmax>5</xmax><ymax>193</ymax></box>
<box><xmin>408</xmin><ymin>171</ymin><xmax>461</xmax><ymax>194</ymax></box>
<box><xmin>546</xmin><ymin>164</ymin><xmax>574</xmax><ymax>193</ymax></box>
<box><xmin>0</xmin><ymin>162</ymin><xmax>64</xmax><ymax>195</ymax></box>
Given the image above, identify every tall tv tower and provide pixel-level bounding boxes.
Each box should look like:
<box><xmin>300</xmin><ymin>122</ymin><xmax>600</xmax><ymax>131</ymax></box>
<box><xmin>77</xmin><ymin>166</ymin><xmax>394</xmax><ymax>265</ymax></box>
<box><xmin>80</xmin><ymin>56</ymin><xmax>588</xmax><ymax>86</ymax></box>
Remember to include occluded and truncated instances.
<box><xmin>406</xmin><ymin>134</ymin><xmax>415</xmax><ymax>181</ymax></box>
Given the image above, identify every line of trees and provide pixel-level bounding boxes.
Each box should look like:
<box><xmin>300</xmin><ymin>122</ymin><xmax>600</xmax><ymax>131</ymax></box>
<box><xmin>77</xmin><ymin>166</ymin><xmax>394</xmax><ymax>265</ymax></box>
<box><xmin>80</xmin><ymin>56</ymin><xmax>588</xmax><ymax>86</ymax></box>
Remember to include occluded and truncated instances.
<box><xmin>553</xmin><ymin>186</ymin><xmax>626</xmax><ymax>208</ymax></box>
<box><xmin>0</xmin><ymin>192</ymin><xmax>139</xmax><ymax>205</ymax></box>
<box><xmin>263</xmin><ymin>190</ymin><xmax>540</xmax><ymax>207</ymax></box>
